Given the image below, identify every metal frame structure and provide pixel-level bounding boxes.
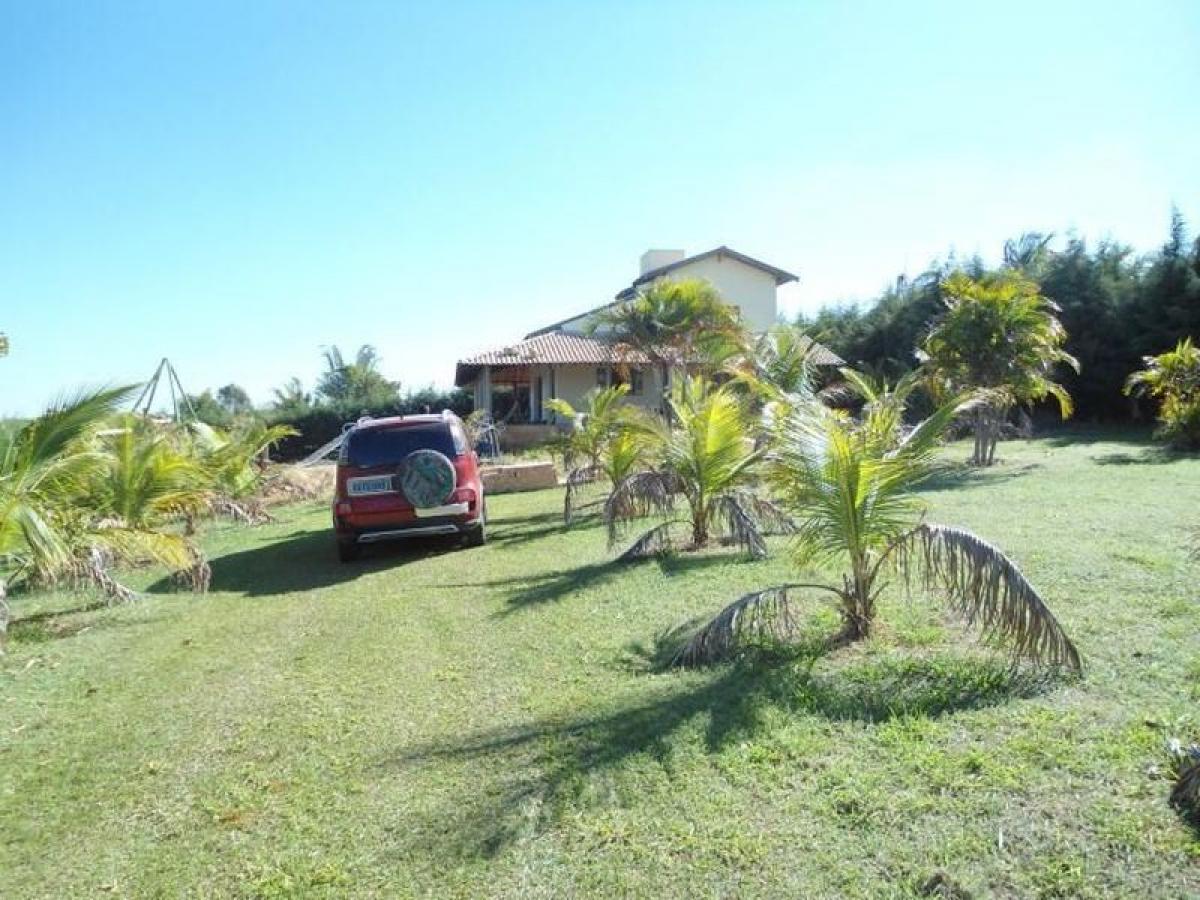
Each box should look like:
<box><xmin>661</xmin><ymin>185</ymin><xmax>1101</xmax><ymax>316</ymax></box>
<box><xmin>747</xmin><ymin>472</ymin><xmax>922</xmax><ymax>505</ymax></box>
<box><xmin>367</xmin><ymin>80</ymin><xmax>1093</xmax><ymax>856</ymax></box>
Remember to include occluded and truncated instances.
<box><xmin>132</xmin><ymin>357</ymin><xmax>200</xmax><ymax>422</ymax></box>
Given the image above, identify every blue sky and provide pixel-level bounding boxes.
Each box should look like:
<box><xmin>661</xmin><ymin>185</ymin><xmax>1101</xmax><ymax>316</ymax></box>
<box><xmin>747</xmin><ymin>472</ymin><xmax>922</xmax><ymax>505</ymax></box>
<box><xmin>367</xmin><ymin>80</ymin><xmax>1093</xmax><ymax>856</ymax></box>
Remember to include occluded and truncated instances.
<box><xmin>2</xmin><ymin>0</ymin><xmax>1198</xmax><ymax>415</ymax></box>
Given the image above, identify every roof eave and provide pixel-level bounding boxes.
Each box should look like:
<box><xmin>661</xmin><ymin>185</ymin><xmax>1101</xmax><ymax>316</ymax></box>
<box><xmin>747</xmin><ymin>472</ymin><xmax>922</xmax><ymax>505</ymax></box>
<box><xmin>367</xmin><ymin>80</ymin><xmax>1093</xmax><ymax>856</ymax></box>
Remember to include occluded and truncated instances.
<box><xmin>619</xmin><ymin>246</ymin><xmax>799</xmax><ymax>298</ymax></box>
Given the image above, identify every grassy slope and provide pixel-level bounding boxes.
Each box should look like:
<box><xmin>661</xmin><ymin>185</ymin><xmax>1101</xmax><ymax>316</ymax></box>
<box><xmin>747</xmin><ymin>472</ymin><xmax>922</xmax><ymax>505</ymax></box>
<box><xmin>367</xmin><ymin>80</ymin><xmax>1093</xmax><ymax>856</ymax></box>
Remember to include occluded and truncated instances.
<box><xmin>1</xmin><ymin>434</ymin><xmax>1198</xmax><ymax>898</ymax></box>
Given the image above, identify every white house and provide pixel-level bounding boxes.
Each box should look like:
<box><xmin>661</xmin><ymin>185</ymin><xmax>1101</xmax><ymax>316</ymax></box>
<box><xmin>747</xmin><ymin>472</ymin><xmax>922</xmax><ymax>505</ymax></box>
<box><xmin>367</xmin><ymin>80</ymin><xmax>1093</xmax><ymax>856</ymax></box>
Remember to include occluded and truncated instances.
<box><xmin>454</xmin><ymin>246</ymin><xmax>839</xmax><ymax>445</ymax></box>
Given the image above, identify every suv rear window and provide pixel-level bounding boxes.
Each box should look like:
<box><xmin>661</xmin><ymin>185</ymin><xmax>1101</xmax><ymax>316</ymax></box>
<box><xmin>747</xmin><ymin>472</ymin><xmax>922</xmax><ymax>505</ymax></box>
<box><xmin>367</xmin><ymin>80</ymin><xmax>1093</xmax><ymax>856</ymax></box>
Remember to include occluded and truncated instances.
<box><xmin>343</xmin><ymin>424</ymin><xmax>457</xmax><ymax>468</ymax></box>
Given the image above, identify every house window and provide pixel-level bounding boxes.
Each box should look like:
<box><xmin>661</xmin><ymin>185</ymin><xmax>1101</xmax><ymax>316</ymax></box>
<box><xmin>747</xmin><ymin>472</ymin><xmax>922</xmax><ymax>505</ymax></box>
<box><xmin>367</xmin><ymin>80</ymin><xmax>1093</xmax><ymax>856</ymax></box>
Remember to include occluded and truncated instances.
<box><xmin>598</xmin><ymin>366</ymin><xmax>644</xmax><ymax>395</ymax></box>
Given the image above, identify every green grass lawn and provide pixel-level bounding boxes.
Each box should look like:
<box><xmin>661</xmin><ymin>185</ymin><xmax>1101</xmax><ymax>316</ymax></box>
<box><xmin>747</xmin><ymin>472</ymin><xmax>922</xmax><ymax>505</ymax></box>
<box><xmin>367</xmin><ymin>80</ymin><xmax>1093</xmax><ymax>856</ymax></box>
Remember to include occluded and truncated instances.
<box><xmin>2</xmin><ymin>433</ymin><xmax>1199</xmax><ymax>898</ymax></box>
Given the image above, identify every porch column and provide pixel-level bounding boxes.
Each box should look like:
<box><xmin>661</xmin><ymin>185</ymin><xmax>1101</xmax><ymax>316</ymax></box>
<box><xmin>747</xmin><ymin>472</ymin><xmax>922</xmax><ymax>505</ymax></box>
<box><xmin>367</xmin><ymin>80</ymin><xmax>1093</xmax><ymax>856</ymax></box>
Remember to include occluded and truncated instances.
<box><xmin>528</xmin><ymin>367</ymin><xmax>538</xmax><ymax>422</ymax></box>
<box><xmin>479</xmin><ymin>365</ymin><xmax>492</xmax><ymax>417</ymax></box>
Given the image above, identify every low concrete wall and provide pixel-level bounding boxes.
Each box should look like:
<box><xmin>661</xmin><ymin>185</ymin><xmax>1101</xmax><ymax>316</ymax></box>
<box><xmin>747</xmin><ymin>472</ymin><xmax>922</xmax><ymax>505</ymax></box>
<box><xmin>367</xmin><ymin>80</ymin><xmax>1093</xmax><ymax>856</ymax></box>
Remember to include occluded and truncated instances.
<box><xmin>482</xmin><ymin>461</ymin><xmax>559</xmax><ymax>494</ymax></box>
<box><xmin>499</xmin><ymin>423</ymin><xmax>563</xmax><ymax>451</ymax></box>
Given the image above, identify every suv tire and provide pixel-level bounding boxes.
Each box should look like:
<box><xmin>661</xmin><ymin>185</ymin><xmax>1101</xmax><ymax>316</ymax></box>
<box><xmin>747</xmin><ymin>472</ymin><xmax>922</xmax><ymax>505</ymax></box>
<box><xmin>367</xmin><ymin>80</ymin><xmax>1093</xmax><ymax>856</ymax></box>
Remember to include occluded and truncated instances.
<box><xmin>337</xmin><ymin>537</ymin><xmax>361</xmax><ymax>563</ymax></box>
<box><xmin>462</xmin><ymin>502</ymin><xmax>487</xmax><ymax>548</ymax></box>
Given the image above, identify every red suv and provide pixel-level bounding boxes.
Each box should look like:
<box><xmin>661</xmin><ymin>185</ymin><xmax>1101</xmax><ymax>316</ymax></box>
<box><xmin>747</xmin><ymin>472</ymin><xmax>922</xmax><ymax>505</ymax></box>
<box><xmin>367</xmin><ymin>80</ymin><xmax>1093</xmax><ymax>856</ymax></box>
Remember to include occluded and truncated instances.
<box><xmin>332</xmin><ymin>412</ymin><xmax>486</xmax><ymax>562</ymax></box>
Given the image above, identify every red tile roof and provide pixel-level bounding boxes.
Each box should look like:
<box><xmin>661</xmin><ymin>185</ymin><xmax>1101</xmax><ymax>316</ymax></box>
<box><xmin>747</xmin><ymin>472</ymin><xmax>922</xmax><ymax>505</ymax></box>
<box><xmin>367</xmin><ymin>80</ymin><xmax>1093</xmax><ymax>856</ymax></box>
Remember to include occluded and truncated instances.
<box><xmin>456</xmin><ymin>330</ymin><xmax>842</xmax><ymax>386</ymax></box>
<box><xmin>455</xmin><ymin>333</ymin><xmax>650</xmax><ymax>385</ymax></box>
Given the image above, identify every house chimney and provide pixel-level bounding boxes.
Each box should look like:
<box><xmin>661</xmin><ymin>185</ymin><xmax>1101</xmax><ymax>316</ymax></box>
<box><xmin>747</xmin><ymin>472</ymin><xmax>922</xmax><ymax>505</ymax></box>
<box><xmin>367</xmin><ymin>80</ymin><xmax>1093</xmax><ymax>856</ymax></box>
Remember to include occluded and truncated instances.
<box><xmin>639</xmin><ymin>248</ymin><xmax>685</xmax><ymax>276</ymax></box>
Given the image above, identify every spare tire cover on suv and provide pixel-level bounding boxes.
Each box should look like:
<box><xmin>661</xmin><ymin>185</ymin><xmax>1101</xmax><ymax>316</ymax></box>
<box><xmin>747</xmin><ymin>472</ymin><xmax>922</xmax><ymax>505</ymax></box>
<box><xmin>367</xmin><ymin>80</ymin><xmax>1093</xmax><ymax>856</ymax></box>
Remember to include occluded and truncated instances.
<box><xmin>397</xmin><ymin>449</ymin><xmax>456</xmax><ymax>509</ymax></box>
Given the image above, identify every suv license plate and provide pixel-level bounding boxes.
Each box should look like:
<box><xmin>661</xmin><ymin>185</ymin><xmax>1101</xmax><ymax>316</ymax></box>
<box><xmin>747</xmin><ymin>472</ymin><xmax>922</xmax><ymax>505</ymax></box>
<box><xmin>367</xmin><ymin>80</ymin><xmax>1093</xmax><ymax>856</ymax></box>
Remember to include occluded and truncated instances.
<box><xmin>347</xmin><ymin>476</ymin><xmax>395</xmax><ymax>496</ymax></box>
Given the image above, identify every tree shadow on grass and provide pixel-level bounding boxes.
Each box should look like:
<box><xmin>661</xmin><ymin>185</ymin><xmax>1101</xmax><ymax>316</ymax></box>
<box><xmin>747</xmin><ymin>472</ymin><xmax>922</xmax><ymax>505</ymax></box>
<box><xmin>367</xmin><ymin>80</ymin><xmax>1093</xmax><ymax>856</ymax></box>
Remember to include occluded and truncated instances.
<box><xmin>146</xmin><ymin>528</ymin><xmax>458</xmax><ymax>598</ymax></box>
<box><xmin>483</xmin><ymin>510</ymin><xmax>567</xmax><ymax>548</ymax></box>
<box><xmin>913</xmin><ymin>462</ymin><xmax>1041</xmax><ymax>494</ymax></box>
<box><xmin>381</xmin><ymin>648</ymin><xmax>1064</xmax><ymax>860</ymax></box>
<box><xmin>1090</xmin><ymin>447</ymin><xmax>1191</xmax><ymax>466</ymax></box>
<box><xmin>1036</xmin><ymin>426</ymin><xmax>1155</xmax><ymax>449</ymax></box>
<box><xmin>7</xmin><ymin>604</ymin><xmax>164</xmax><ymax>645</ymax></box>
<box><xmin>445</xmin><ymin>553</ymin><xmax>741</xmax><ymax>616</ymax></box>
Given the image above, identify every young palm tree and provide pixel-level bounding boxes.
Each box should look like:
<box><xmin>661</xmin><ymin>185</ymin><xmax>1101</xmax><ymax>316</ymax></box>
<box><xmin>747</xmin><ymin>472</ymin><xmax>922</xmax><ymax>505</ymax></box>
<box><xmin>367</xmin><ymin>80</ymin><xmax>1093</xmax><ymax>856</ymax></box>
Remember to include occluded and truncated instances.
<box><xmin>675</xmin><ymin>392</ymin><xmax>1080</xmax><ymax>671</ymax></box>
<box><xmin>604</xmin><ymin>377</ymin><xmax>792</xmax><ymax>560</ymax></box>
<box><xmin>562</xmin><ymin>422</ymin><xmax>651</xmax><ymax>525</ymax></box>
<box><xmin>919</xmin><ymin>271</ymin><xmax>1078</xmax><ymax>466</ymax></box>
<box><xmin>0</xmin><ymin>388</ymin><xmax>211</xmax><ymax>641</ymax></box>
<box><xmin>186</xmin><ymin>420</ymin><xmax>298</xmax><ymax>523</ymax></box>
<box><xmin>545</xmin><ymin>384</ymin><xmax>632</xmax><ymax>470</ymax></box>
<box><xmin>726</xmin><ymin>325</ymin><xmax>828</xmax><ymax>423</ymax></box>
<box><xmin>93</xmin><ymin>415</ymin><xmax>208</xmax><ymax>529</ymax></box>
<box><xmin>546</xmin><ymin>385</ymin><xmax>652</xmax><ymax>523</ymax></box>
<box><xmin>1124</xmin><ymin>337</ymin><xmax>1200</xmax><ymax>449</ymax></box>
<box><xmin>837</xmin><ymin>366</ymin><xmax>924</xmax><ymax>453</ymax></box>
<box><xmin>87</xmin><ymin>415</ymin><xmax>212</xmax><ymax>593</ymax></box>
<box><xmin>590</xmin><ymin>278</ymin><xmax>748</xmax><ymax>401</ymax></box>
<box><xmin>1</xmin><ymin>388</ymin><xmax>123</xmax><ymax>637</ymax></box>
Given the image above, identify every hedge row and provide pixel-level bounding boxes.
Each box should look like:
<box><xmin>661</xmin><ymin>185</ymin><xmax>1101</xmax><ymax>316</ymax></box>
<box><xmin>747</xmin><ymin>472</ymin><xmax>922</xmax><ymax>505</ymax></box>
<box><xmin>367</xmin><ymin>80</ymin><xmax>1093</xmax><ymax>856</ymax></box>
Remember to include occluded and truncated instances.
<box><xmin>267</xmin><ymin>389</ymin><xmax>473</xmax><ymax>462</ymax></box>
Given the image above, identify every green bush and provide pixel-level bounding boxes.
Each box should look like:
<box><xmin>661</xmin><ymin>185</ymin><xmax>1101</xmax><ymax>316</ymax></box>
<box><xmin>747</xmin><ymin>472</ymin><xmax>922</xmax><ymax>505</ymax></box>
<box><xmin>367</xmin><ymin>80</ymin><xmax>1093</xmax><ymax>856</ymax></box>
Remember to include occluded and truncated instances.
<box><xmin>267</xmin><ymin>389</ymin><xmax>473</xmax><ymax>461</ymax></box>
<box><xmin>1125</xmin><ymin>338</ymin><xmax>1200</xmax><ymax>450</ymax></box>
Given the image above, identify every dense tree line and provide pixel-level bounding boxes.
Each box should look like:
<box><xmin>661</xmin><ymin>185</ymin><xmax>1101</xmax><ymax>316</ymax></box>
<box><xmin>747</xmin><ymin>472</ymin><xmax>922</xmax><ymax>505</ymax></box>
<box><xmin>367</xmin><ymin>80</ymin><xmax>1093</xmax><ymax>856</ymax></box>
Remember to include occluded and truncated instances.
<box><xmin>187</xmin><ymin>344</ymin><xmax>471</xmax><ymax>460</ymax></box>
<box><xmin>798</xmin><ymin>210</ymin><xmax>1200</xmax><ymax>423</ymax></box>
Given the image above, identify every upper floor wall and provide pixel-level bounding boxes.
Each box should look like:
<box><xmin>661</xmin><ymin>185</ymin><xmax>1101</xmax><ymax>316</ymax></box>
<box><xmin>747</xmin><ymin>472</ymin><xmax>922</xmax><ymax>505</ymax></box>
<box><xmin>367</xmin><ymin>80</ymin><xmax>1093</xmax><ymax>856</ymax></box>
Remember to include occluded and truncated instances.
<box><xmin>543</xmin><ymin>246</ymin><xmax>795</xmax><ymax>338</ymax></box>
<box><xmin>661</xmin><ymin>252</ymin><xmax>780</xmax><ymax>332</ymax></box>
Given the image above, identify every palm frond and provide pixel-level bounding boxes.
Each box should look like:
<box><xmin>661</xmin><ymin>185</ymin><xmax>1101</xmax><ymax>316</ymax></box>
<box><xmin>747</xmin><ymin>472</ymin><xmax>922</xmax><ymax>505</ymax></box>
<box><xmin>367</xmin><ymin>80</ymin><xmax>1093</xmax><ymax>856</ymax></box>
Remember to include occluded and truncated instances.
<box><xmin>618</xmin><ymin>520</ymin><xmax>678</xmax><ymax>562</ymax></box>
<box><xmin>14</xmin><ymin>385</ymin><xmax>136</xmax><ymax>470</ymax></box>
<box><xmin>673</xmin><ymin>583</ymin><xmax>838</xmax><ymax>668</ymax></box>
<box><xmin>209</xmin><ymin>495</ymin><xmax>273</xmax><ymax>525</ymax></box>
<box><xmin>69</xmin><ymin>547</ymin><xmax>139</xmax><ymax>604</ymax></box>
<box><xmin>172</xmin><ymin>548</ymin><xmax>212</xmax><ymax>593</ymax></box>
<box><xmin>895</xmin><ymin>523</ymin><xmax>1080</xmax><ymax>671</ymax></box>
<box><xmin>603</xmin><ymin>471</ymin><xmax>680</xmax><ymax>544</ymax></box>
<box><xmin>709</xmin><ymin>493</ymin><xmax>768</xmax><ymax>558</ymax></box>
<box><xmin>563</xmin><ymin>464</ymin><xmax>602</xmax><ymax>524</ymax></box>
<box><xmin>1170</xmin><ymin>745</ymin><xmax>1200</xmax><ymax>821</ymax></box>
<box><xmin>734</xmin><ymin>491</ymin><xmax>798</xmax><ymax>536</ymax></box>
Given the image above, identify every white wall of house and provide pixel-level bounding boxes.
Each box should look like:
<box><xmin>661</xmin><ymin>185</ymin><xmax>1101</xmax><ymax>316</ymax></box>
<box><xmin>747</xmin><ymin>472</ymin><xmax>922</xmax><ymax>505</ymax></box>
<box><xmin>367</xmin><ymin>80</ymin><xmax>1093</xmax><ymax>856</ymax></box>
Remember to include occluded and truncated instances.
<box><xmin>666</xmin><ymin>255</ymin><xmax>779</xmax><ymax>332</ymax></box>
<box><xmin>543</xmin><ymin>364</ymin><xmax>666</xmax><ymax>417</ymax></box>
<box><xmin>555</xmin><ymin>253</ymin><xmax>780</xmax><ymax>336</ymax></box>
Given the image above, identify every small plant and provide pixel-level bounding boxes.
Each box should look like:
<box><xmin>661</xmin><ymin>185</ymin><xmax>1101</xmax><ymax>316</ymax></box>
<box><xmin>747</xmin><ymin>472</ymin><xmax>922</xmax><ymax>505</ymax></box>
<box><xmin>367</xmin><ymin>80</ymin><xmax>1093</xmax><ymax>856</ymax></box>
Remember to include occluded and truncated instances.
<box><xmin>0</xmin><ymin>388</ymin><xmax>209</xmax><ymax>644</ymax></box>
<box><xmin>725</xmin><ymin>324</ymin><xmax>831</xmax><ymax>433</ymax></box>
<box><xmin>1125</xmin><ymin>337</ymin><xmax>1200</xmax><ymax>450</ymax></box>
<box><xmin>185</xmin><ymin>420</ymin><xmax>298</xmax><ymax>524</ymax></box>
<box><xmin>675</xmin><ymin>388</ymin><xmax>1080</xmax><ymax>671</ymax></box>
<box><xmin>919</xmin><ymin>271</ymin><xmax>1077</xmax><ymax>466</ymax></box>
<box><xmin>546</xmin><ymin>385</ymin><xmax>650</xmax><ymax>523</ymax></box>
<box><xmin>604</xmin><ymin>376</ymin><xmax>792</xmax><ymax>560</ymax></box>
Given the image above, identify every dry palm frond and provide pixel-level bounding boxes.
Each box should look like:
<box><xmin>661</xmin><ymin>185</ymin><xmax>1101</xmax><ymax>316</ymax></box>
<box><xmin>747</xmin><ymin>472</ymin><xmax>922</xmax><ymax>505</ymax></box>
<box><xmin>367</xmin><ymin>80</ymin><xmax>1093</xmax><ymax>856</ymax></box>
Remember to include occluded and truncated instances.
<box><xmin>257</xmin><ymin>469</ymin><xmax>321</xmax><ymax>504</ymax></box>
<box><xmin>896</xmin><ymin>523</ymin><xmax>1081</xmax><ymax>671</ymax></box>
<box><xmin>71</xmin><ymin>547</ymin><xmax>139</xmax><ymax>604</ymax></box>
<box><xmin>0</xmin><ymin>581</ymin><xmax>9</xmax><ymax>650</ymax></box>
<box><xmin>709</xmin><ymin>494</ymin><xmax>768</xmax><ymax>559</ymax></box>
<box><xmin>617</xmin><ymin>521</ymin><xmax>678</xmax><ymax>562</ymax></box>
<box><xmin>674</xmin><ymin>583</ymin><xmax>836</xmax><ymax>667</ymax></box>
<box><xmin>604</xmin><ymin>471</ymin><xmax>680</xmax><ymax>544</ymax></box>
<box><xmin>209</xmin><ymin>495</ymin><xmax>273</xmax><ymax>525</ymax></box>
<box><xmin>733</xmin><ymin>490</ymin><xmax>797</xmax><ymax>536</ymax></box>
<box><xmin>563</xmin><ymin>464</ymin><xmax>602</xmax><ymax>524</ymax></box>
<box><xmin>172</xmin><ymin>548</ymin><xmax>212</xmax><ymax>593</ymax></box>
<box><xmin>1169</xmin><ymin>740</ymin><xmax>1200</xmax><ymax>821</ymax></box>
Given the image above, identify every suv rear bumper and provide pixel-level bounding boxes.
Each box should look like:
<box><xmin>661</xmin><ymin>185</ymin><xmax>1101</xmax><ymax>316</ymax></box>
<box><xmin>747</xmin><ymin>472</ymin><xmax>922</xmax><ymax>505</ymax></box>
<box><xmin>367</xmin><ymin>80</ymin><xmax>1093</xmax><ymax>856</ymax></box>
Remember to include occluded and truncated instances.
<box><xmin>337</xmin><ymin>510</ymin><xmax>481</xmax><ymax>545</ymax></box>
<box><xmin>356</xmin><ymin>523</ymin><xmax>463</xmax><ymax>542</ymax></box>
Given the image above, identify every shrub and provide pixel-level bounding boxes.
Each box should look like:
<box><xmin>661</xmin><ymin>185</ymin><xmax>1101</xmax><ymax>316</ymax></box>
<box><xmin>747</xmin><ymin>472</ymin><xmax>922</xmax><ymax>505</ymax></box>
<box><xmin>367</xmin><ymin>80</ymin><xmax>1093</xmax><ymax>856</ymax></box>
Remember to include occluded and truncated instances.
<box><xmin>1125</xmin><ymin>338</ymin><xmax>1200</xmax><ymax>449</ymax></box>
<box><xmin>267</xmin><ymin>389</ymin><xmax>473</xmax><ymax>461</ymax></box>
